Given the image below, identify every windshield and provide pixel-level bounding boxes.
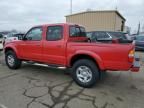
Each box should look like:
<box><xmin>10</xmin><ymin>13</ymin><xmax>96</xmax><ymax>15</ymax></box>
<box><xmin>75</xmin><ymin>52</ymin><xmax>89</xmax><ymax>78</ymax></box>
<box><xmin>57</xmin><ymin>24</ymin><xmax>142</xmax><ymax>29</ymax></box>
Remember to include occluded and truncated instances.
<box><xmin>109</xmin><ymin>32</ymin><xmax>127</xmax><ymax>40</ymax></box>
<box><xmin>70</xmin><ymin>26</ymin><xmax>86</xmax><ymax>37</ymax></box>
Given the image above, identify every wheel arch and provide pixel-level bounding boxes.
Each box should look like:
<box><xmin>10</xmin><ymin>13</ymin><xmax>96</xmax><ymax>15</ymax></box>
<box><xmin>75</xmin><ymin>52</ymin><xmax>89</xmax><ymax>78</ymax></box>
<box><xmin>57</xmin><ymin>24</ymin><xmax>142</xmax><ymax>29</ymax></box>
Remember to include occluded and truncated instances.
<box><xmin>69</xmin><ymin>51</ymin><xmax>105</xmax><ymax>70</ymax></box>
<box><xmin>4</xmin><ymin>46</ymin><xmax>19</xmax><ymax>58</ymax></box>
<box><xmin>5</xmin><ymin>46</ymin><xmax>22</xmax><ymax>69</ymax></box>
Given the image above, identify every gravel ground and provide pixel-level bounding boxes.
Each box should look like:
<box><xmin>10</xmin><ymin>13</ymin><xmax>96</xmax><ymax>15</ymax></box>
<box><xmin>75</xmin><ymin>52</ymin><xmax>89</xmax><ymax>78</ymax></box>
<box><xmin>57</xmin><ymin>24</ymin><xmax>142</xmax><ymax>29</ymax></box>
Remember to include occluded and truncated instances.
<box><xmin>0</xmin><ymin>51</ymin><xmax>144</xmax><ymax>108</ymax></box>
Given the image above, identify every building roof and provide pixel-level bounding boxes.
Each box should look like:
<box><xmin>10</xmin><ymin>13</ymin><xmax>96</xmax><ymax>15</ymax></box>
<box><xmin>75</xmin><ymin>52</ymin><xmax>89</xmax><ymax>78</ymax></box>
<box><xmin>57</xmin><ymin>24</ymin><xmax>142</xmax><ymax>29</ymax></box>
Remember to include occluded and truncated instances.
<box><xmin>66</xmin><ymin>10</ymin><xmax>126</xmax><ymax>21</ymax></box>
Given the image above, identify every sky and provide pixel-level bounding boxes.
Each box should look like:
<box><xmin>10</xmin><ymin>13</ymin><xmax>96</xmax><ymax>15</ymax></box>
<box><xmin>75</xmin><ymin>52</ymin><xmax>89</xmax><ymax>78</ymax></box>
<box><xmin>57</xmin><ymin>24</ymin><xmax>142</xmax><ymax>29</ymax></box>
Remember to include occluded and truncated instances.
<box><xmin>0</xmin><ymin>0</ymin><xmax>144</xmax><ymax>33</ymax></box>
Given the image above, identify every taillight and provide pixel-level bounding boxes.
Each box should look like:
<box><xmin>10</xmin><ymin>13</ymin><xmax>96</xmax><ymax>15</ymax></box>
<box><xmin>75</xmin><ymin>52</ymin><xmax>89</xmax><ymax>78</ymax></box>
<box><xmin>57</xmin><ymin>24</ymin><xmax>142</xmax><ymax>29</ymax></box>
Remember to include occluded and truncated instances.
<box><xmin>128</xmin><ymin>49</ymin><xmax>135</xmax><ymax>62</ymax></box>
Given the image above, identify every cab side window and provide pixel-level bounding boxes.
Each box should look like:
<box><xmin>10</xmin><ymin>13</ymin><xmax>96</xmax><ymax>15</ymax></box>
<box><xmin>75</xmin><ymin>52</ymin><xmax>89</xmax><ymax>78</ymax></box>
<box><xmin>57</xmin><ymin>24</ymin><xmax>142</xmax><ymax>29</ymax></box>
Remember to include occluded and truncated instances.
<box><xmin>47</xmin><ymin>26</ymin><xmax>63</xmax><ymax>41</ymax></box>
<box><xmin>25</xmin><ymin>27</ymin><xmax>42</xmax><ymax>41</ymax></box>
<box><xmin>70</xmin><ymin>26</ymin><xmax>81</xmax><ymax>37</ymax></box>
<box><xmin>70</xmin><ymin>26</ymin><xmax>86</xmax><ymax>37</ymax></box>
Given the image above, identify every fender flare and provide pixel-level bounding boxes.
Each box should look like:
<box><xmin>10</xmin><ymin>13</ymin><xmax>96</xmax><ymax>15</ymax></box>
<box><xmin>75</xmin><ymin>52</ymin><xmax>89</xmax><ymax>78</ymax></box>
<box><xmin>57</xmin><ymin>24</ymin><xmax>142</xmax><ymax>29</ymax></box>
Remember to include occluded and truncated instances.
<box><xmin>4</xmin><ymin>46</ymin><xmax>20</xmax><ymax>58</ymax></box>
<box><xmin>68</xmin><ymin>50</ymin><xmax>105</xmax><ymax>70</ymax></box>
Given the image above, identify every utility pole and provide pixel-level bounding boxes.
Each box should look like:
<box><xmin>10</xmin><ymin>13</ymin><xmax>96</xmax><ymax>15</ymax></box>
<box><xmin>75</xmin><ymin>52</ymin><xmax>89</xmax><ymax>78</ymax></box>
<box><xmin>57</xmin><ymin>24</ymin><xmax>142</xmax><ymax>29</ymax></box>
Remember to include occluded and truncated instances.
<box><xmin>115</xmin><ymin>0</ymin><xmax>118</xmax><ymax>10</ymax></box>
<box><xmin>70</xmin><ymin>0</ymin><xmax>73</xmax><ymax>14</ymax></box>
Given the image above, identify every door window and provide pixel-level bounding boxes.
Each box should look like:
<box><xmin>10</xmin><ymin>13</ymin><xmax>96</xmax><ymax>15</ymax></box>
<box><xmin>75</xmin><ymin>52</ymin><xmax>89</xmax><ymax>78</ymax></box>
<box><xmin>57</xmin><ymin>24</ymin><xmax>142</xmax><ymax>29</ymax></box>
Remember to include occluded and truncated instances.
<box><xmin>47</xmin><ymin>26</ymin><xmax>63</xmax><ymax>41</ymax></box>
<box><xmin>25</xmin><ymin>27</ymin><xmax>42</xmax><ymax>41</ymax></box>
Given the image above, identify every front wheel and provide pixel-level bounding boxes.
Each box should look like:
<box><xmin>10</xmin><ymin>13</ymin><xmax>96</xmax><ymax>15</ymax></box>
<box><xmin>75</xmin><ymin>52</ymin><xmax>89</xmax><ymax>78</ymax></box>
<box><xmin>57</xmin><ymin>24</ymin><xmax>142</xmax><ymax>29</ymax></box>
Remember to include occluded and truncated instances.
<box><xmin>71</xmin><ymin>59</ymin><xmax>99</xmax><ymax>88</ymax></box>
<box><xmin>5</xmin><ymin>50</ymin><xmax>21</xmax><ymax>69</ymax></box>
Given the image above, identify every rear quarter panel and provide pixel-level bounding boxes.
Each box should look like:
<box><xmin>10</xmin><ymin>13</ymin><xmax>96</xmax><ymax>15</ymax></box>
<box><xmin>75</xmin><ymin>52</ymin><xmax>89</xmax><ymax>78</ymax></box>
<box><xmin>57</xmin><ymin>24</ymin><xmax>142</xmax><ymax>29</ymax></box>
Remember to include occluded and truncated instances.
<box><xmin>67</xmin><ymin>42</ymin><xmax>133</xmax><ymax>71</ymax></box>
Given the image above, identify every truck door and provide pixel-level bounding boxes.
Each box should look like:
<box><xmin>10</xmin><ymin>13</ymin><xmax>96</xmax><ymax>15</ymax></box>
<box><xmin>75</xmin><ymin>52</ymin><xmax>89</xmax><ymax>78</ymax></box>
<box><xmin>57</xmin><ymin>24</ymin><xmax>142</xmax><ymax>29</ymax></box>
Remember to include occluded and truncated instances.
<box><xmin>19</xmin><ymin>27</ymin><xmax>43</xmax><ymax>61</ymax></box>
<box><xmin>43</xmin><ymin>25</ymin><xmax>66</xmax><ymax>66</ymax></box>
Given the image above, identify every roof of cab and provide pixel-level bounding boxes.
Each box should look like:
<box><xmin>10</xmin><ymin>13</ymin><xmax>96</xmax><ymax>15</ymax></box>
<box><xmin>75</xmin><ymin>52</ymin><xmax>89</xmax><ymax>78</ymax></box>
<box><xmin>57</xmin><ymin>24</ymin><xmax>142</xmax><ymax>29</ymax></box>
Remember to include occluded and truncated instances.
<box><xmin>33</xmin><ymin>23</ymin><xmax>84</xmax><ymax>28</ymax></box>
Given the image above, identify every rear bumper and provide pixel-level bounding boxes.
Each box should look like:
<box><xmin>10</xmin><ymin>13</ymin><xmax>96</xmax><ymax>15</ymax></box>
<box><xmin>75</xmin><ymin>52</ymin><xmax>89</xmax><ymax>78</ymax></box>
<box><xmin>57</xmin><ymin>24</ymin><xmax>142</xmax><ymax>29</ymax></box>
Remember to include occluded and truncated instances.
<box><xmin>131</xmin><ymin>54</ymin><xmax>140</xmax><ymax>72</ymax></box>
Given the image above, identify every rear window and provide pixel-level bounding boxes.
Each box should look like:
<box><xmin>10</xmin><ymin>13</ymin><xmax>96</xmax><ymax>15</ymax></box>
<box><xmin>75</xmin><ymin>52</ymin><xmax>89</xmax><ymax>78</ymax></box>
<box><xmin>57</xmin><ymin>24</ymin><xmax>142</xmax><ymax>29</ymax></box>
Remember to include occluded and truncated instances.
<box><xmin>70</xmin><ymin>26</ymin><xmax>86</xmax><ymax>37</ymax></box>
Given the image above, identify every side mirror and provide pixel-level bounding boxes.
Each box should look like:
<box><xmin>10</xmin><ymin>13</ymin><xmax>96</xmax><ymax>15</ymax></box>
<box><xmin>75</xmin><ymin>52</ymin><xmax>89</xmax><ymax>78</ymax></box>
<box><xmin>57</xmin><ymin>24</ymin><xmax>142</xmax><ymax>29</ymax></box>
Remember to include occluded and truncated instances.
<box><xmin>18</xmin><ymin>35</ymin><xmax>23</xmax><ymax>40</ymax></box>
<box><xmin>22</xmin><ymin>35</ymin><xmax>32</xmax><ymax>41</ymax></box>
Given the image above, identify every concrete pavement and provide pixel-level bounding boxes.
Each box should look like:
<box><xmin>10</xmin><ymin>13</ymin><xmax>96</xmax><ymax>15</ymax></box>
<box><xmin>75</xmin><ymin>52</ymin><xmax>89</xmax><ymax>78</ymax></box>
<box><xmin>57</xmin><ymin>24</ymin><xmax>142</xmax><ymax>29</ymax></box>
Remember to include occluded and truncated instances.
<box><xmin>0</xmin><ymin>51</ymin><xmax>144</xmax><ymax>108</ymax></box>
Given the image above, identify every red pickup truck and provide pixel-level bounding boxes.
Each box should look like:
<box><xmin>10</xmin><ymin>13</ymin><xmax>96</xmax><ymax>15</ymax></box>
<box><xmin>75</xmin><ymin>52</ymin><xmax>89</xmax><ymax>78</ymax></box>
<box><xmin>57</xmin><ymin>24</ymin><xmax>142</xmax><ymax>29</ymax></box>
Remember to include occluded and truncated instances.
<box><xmin>4</xmin><ymin>23</ymin><xmax>140</xmax><ymax>88</ymax></box>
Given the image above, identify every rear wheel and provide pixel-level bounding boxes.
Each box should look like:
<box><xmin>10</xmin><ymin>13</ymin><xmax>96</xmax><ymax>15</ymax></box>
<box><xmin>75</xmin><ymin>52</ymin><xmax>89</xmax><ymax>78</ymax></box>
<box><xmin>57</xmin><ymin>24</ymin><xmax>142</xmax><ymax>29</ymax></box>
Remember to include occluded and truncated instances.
<box><xmin>71</xmin><ymin>59</ymin><xmax>99</xmax><ymax>88</ymax></box>
<box><xmin>5</xmin><ymin>50</ymin><xmax>21</xmax><ymax>69</ymax></box>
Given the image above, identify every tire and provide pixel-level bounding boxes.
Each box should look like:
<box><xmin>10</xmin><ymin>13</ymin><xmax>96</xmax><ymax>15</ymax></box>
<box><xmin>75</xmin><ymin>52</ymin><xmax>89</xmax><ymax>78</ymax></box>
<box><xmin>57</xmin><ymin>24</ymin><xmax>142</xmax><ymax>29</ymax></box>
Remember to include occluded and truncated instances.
<box><xmin>5</xmin><ymin>50</ymin><xmax>21</xmax><ymax>69</ymax></box>
<box><xmin>71</xmin><ymin>59</ymin><xmax>99</xmax><ymax>88</ymax></box>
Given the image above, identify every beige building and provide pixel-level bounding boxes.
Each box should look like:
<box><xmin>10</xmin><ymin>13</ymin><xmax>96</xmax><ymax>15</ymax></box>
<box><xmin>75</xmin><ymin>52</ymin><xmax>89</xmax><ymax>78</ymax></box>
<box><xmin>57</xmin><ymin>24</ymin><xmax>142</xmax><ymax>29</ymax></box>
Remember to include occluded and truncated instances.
<box><xmin>66</xmin><ymin>10</ymin><xmax>126</xmax><ymax>32</ymax></box>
